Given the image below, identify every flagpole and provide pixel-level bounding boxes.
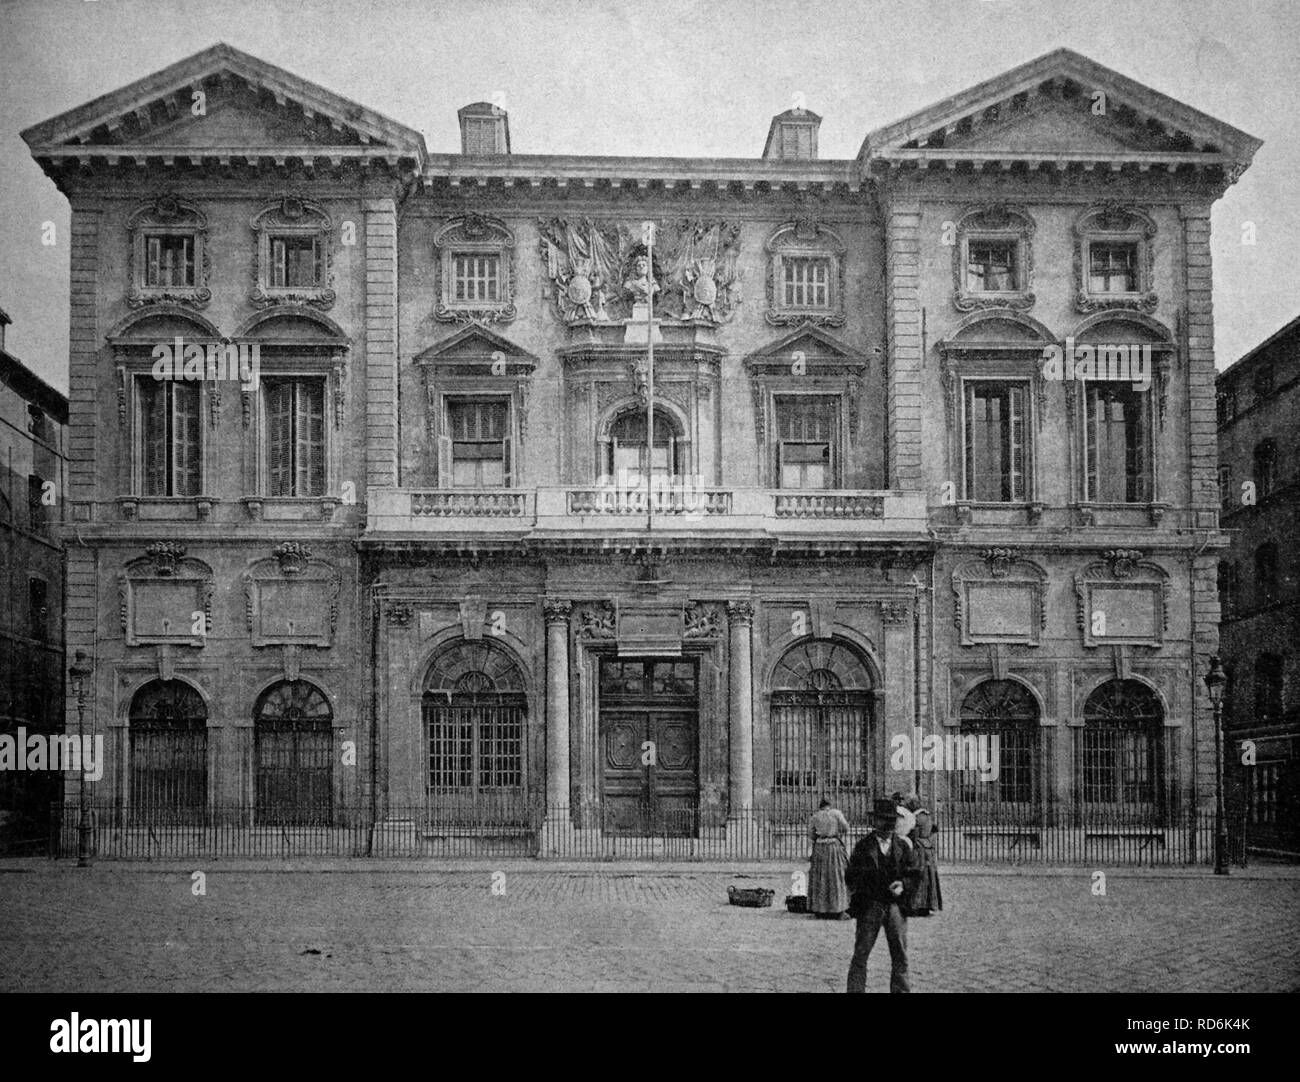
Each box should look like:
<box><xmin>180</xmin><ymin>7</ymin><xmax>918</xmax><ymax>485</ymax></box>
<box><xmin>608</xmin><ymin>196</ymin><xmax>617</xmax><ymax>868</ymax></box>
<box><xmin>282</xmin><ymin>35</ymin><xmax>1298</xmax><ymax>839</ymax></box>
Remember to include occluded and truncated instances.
<box><xmin>644</xmin><ymin>221</ymin><xmax>655</xmax><ymax>533</ymax></box>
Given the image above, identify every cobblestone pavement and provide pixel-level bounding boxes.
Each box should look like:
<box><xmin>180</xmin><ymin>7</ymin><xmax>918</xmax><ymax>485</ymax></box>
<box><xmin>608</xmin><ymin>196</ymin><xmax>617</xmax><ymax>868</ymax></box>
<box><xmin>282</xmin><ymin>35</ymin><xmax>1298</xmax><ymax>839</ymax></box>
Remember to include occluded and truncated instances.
<box><xmin>1</xmin><ymin>864</ymin><xmax>1296</xmax><ymax>992</ymax></box>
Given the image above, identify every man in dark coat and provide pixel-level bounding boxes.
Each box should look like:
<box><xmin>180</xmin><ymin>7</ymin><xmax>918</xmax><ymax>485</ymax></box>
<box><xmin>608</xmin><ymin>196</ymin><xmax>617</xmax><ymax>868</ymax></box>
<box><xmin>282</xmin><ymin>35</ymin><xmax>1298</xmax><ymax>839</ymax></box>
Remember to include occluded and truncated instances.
<box><xmin>845</xmin><ymin>797</ymin><xmax>921</xmax><ymax>993</ymax></box>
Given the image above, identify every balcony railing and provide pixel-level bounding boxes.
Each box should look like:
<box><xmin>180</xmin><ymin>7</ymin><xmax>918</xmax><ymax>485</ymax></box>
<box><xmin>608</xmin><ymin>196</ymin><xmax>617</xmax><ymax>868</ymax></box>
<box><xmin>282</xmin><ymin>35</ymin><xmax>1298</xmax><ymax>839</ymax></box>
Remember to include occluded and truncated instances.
<box><xmin>367</xmin><ymin>486</ymin><xmax>927</xmax><ymax>536</ymax></box>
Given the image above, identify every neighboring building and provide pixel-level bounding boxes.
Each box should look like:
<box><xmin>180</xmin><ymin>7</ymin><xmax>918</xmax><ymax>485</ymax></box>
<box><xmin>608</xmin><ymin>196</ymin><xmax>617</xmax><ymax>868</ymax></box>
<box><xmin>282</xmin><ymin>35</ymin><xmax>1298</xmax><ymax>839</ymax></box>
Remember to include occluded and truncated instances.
<box><xmin>0</xmin><ymin>308</ymin><xmax>68</xmax><ymax>852</ymax></box>
<box><xmin>19</xmin><ymin>44</ymin><xmax>1259</xmax><ymax>858</ymax></box>
<box><xmin>1217</xmin><ymin>314</ymin><xmax>1300</xmax><ymax>856</ymax></box>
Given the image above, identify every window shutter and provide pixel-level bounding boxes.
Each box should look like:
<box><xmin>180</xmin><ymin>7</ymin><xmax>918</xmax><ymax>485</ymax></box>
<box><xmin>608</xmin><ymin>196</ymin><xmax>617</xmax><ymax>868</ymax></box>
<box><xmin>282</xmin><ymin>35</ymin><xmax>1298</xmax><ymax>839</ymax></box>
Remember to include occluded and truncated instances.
<box><xmin>173</xmin><ymin>382</ymin><xmax>201</xmax><ymax>496</ymax></box>
<box><xmin>312</xmin><ymin>237</ymin><xmax>323</xmax><ymax>287</ymax></box>
<box><xmin>296</xmin><ymin>381</ymin><xmax>326</xmax><ymax>497</ymax></box>
<box><xmin>267</xmin><ymin>382</ymin><xmax>293</xmax><ymax>497</ymax></box>
<box><xmin>437</xmin><ymin>435</ymin><xmax>454</xmax><ymax>488</ymax></box>
<box><xmin>146</xmin><ymin>237</ymin><xmax>161</xmax><ymax>287</ymax></box>
<box><xmin>1008</xmin><ymin>385</ymin><xmax>1026</xmax><ymax>501</ymax></box>
<box><xmin>273</xmin><ymin>239</ymin><xmax>286</xmax><ymax>288</ymax></box>
<box><xmin>1129</xmin><ymin>394</ymin><xmax>1147</xmax><ymax>502</ymax></box>
<box><xmin>962</xmin><ymin>383</ymin><xmax>975</xmax><ymax>499</ymax></box>
<box><xmin>142</xmin><ymin>380</ymin><xmax>167</xmax><ymax>496</ymax></box>
<box><xmin>1083</xmin><ymin>387</ymin><xmax>1098</xmax><ymax>502</ymax></box>
<box><xmin>184</xmin><ymin>236</ymin><xmax>195</xmax><ymax>286</ymax></box>
<box><xmin>502</xmin><ymin>435</ymin><xmax>512</xmax><ymax>487</ymax></box>
<box><xmin>674</xmin><ymin>437</ymin><xmax>689</xmax><ymax>480</ymax></box>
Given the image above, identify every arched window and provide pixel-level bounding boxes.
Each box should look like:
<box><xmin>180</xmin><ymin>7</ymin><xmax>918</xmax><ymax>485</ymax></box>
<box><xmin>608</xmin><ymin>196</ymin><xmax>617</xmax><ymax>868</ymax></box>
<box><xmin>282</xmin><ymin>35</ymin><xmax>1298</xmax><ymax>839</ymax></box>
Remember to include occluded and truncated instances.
<box><xmin>1256</xmin><ymin>542</ymin><xmax>1279</xmax><ymax>606</ymax></box>
<box><xmin>1255</xmin><ymin>654</ymin><xmax>1284</xmax><ymax>719</ymax></box>
<box><xmin>771</xmin><ymin>639</ymin><xmax>874</xmax><ymax>822</ymax></box>
<box><xmin>1080</xmin><ymin>679</ymin><xmax>1165</xmax><ymax>817</ymax></box>
<box><xmin>956</xmin><ymin>679</ymin><xmax>1040</xmax><ymax>812</ymax></box>
<box><xmin>600</xmin><ymin>407</ymin><xmax>684</xmax><ymax>484</ymax></box>
<box><xmin>129</xmin><ymin>680</ymin><xmax>207</xmax><ymax>820</ymax></box>
<box><xmin>423</xmin><ymin>640</ymin><xmax>527</xmax><ymax>815</ymax></box>
<box><xmin>1254</xmin><ymin>439</ymin><xmax>1276</xmax><ymax>500</ymax></box>
<box><xmin>254</xmin><ymin>681</ymin><xmax>333</xmax><ymax>825</ymax></box>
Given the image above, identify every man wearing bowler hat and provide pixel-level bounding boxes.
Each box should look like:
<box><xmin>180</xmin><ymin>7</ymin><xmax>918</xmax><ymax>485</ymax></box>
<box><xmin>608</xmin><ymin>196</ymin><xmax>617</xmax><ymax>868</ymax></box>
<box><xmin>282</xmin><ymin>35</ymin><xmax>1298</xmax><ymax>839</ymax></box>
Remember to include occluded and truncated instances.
<box><xmin>845</xmin><ymin>797</ymin><xmax>921</xmax><ymax>993</ymax></box>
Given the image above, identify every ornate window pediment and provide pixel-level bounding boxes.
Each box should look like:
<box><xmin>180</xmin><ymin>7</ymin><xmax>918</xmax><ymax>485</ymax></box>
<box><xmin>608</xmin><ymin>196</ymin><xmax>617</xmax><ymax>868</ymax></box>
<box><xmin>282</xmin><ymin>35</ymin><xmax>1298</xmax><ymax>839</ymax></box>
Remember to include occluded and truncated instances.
<box><xmin>1074</xmin><ymin>549</ymin><xmax>1169</xmax><ymax>647</ymax></box>
<box><xmin>241</xmin><ymin>545</ymin><xmax>341</xmax><ymax>648</ymax></box>
<box><xmin>433</xmin><ymin>214</ymin><xmax>517</xmax><ymax>324</ymax></box>
<box><xmin>415</xmin><ymin>324</ymin><xmax>537</xmax><ymax>487</ymax></box>
<box><xmin>119</xmin><ymin>543</ymin><xmax>213</xmax><ymax>646</ymax></box>
<box><xmin>128</xmin><ymin>195</ymin><xmax>211</xmax><ymax>310</ymax></box>
<box><xmin>765</xmin><ymin>218</ymin><xmax>846</xmax><ymax>327</ymax></box>
<box><xmin>744</xmin><ymin>325</ymin><xmax>867</xmax><ymax>487</ymax></box>
<box><xmin>251</xmin><ymin>194</ymin><xmax>335</xmax><ymax>310</ymax></box>
<box><xmin>1073</xmin><ymin>204</ymin><xmax>1157</xmax><ymax>314</ymax></box>
<box><xmin>952</xmin><ymin>205</ymin><xmax>1035</xmax><ymax>313</ymax></box>
<box><xmin>951</xmin><ymin>550</ymin><xmax>1047</xmax><ymax>646</ymax></box>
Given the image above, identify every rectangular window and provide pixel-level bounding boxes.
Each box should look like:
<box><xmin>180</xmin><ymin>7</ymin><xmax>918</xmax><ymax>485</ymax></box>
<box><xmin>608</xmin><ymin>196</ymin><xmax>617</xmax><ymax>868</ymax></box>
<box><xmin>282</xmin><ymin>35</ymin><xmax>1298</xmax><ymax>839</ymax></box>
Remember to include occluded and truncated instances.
<box><xmin>775</xmin><ymin>395</ymin><xmax>838</xmax><ymax>489</ymax></box>
<box><xmin>144</xmin><ymin>234</ymin><xmax>195</xmax><ymax>287</ymax></box>
<box><xmin>963</xmin><ymin>381</ymin><xmax>1029</xmax><ymax>502</ymax></box>
<box><xmin>1089</xmin><ymin>242</ymin><xmax>1139</xmax><ymax>293</ymax></box>
<box><xmin>27</xmin><ymin>474</ymin><xmax>47</xmax><ymax>534</ymax></box>
<box><xmin>447</xmin><ymin>398</ymin><xmax>508</xmax><ymax>488</ymax></box>
<box><xmin>140</xmin><ymin>381</ymin><xmax>201</xmax><ymax>497</ymax></box>
<box><xmin>270</xmin><ymin>235</ymin><xmax>322</xmax><ymax>288</ymax></box>
<box><xmin>28</xmin><ymin>578</ymin><xmax>47</xmax><ymax>640</ymax></box>
<box><xmin>265</xmin><ymin>379</ymin><xmax>326</xmax><ymax>497</ymax></box>
<box><xmin>966</xmin><ymin>239</ymin><xmax>1018</xmax><ymax>292</ymax></box>
<box><xmin>452</xmin><ymin>254</ymin><xmax>501</xmax><ymax>304</ymax></box>
<box><xmin>1218</xmin><ymin>465</ymin><xmax>1234</xmax><ymax>511</ymax></box>
<box><xmin>782</xmin><ymin>257</ymin><xmax>831</xmax><ymax>309</ymax></box>
<box><xmin>780</xmin><ymin>123</ymin><xmax>813</xmax><ymax>160</ymax></box>
<box><xmin>1084</xmin><ymin>384</ymin><xmax>1150</xmax><ymax>503</ymax></box>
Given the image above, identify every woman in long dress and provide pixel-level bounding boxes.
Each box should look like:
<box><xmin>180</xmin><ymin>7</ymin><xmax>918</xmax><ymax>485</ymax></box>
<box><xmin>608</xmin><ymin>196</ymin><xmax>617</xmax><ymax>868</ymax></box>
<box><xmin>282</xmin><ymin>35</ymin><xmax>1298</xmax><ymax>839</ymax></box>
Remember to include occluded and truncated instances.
<box><xmin>807</xmin><ymin>799</ymin><xmax>850</xmax><ymax>918</ymax></box>
<box><xmin>904</xmin><ymin>799</ymin><xmax>942</xmax><ymax>916</ymax></box>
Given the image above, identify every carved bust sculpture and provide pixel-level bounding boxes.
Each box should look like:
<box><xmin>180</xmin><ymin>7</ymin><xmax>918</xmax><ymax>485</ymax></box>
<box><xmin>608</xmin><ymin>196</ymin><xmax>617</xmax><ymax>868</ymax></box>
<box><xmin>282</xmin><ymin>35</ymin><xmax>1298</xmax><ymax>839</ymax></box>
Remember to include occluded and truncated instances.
<box><xmin>623</xmin><ymin>254</ymin><xmax>659</xmax><ymax>305</ymax></box>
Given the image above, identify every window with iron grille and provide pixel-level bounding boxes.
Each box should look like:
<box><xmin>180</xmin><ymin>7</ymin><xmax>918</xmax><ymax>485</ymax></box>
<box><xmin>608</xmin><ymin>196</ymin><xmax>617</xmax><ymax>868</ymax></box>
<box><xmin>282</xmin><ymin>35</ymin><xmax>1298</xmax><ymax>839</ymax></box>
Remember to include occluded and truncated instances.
<box><xmin>1254</xmin><ymin>439</ymin><xmax>1276</xmax><ymax>500</ymax></box>
<box><xmin>129</xmin><ymin>680</ymin><xmax>208</xmax><ymax>822</ymax></box>
<box><xmin>423</xmin><ymin>640</ymin><xmax>526</xmax><ymax>806</ymax></box>
<box><xmin>955</xmin><ymin>679</ymin><xmax>1039</xmax><ymax>808</ymax></box>
<box><xmin>782</xmin><ymin>257</ymin><xmax>831</xmax><ymax>309</ymax></box>
<box><xmin>444</xmin><ymin>397</ymin><xmax>509</xmax><ymax>488</ymax></box>
<box><xmin>1080</xmin><ymin>680</ymin><xmax>1164</xmax><ymax>812</ymax></box>
<box><xmin>452</xmin><ymin>253</ymin><xmax>500</xmax><ymax>303</ymax></box>
<box><xmin>966</xmin><ymin>239</ymin><xmax>1019</xmax><ymax>292</ymax></box>
<box><xmin>144</xmin><ymin>234</ymin><xmax>195</xmax><ymax>287</ymax></box>
<box><xmin>264</xmin><ymin>379</ymin><xmax>325</xmax><ymax>497</ymax></box>
<box><xmin>770</xmin><ymin>640</ymin><xmax>874</xmax><ymax>823</ymax></box>
<box><xmin>1248</xmin><ymin>762</ymin><xmax>1280</xmax><ymax>826</ymax></box>
<box><xmin>1088</xmin><ymin>242</ymin><xmax>1139</xmax><ymax>293</ymax></box>
<box><xmin>254</xmin><ymin>680</ymin><xmax>333</xmax><ymax>826</ymax></box>
<box><xmin>963</xmin><ymin>381</ymin><xmax>1029</xmax><ymax>502</ymax></box>
<box><xmin>1083</xmin><ymin>382</ymin><xmax>1150</xmax><ymax>503</ymax></box>
<box><xmin>270</xmin><ymin>235</ymin><xmax>322</xmax><ymax>288</ymax></box>
<box><xmin>139</xmin><ymin>380</ymin><xmax>201</xmax><ymax>497</ymax></box>
<box><xmin>1254</xmin><ymin>654</ymin><xmax>1285</xmax><ymax>719</ymax></box>
<box><xmin>775</xmin><ymin>395</ymin><xmax>838</xmax><ymax>489</ymax></box>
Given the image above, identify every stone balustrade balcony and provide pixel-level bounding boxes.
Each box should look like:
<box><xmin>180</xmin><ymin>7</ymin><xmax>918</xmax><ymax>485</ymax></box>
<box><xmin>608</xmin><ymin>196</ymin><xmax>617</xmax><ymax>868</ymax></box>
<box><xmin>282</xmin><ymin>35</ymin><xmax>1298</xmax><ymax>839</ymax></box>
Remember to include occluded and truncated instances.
<box><xmin>366</xmin><ymin>486</ymin><xmax>928</xmax><ymax>538</ymax></box>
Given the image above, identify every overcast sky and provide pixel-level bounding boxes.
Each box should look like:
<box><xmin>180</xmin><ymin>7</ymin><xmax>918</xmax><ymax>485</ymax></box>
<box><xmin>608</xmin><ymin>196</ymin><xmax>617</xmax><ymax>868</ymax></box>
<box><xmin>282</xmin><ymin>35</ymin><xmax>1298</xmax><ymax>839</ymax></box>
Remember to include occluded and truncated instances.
<box><xmin>1</xmin><ymin>0</ymin><xmax>1296</xmax><ymax>393</ymax></box>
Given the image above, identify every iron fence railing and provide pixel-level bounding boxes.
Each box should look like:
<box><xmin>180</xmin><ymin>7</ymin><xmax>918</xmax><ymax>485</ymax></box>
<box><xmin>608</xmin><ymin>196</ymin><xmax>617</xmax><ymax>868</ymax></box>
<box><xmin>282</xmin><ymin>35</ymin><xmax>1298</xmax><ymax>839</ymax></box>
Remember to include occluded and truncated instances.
<box><xmin>48</xmin><ymin>801</ymin><xmax>1252</xmax><ymax>865</ymax></box>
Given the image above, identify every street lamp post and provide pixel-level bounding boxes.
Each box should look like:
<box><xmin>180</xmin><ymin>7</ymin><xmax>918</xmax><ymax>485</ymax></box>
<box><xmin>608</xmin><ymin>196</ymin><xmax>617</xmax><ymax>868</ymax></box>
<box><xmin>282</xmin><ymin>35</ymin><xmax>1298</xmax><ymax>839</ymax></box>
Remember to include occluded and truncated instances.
<box><xmin>69</xmin><ymin>649</ymin><xmax>94</xmax><ymax>868</ymax></box>
<box><xmin>1204</xmin><ymin>655</ymin><xmax>1229</xmax><ymax>875</ymax></box>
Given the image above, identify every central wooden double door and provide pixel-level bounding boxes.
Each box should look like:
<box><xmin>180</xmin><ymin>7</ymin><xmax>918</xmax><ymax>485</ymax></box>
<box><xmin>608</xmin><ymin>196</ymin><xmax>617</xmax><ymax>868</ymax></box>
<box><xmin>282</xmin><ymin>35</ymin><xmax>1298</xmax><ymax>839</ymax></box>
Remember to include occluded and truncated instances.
<box><xmin>599</xmin><ymin>659</ymin><xmax>699</xmax><ymax>836</ymax></box>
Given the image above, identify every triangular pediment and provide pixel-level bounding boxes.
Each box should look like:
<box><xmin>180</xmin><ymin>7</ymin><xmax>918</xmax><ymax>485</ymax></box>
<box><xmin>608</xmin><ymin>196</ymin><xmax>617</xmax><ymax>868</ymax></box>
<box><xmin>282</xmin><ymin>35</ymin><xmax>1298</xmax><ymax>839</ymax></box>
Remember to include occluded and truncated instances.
<box><xmin>22</xmin><ymin>43</ymin><xmax>425</xmax><ymax>161</ymax></box>
<box><xmin>750</xmin><ymin>323</ymin><xmax>861</xmax><ymax>362</ymax></box>
<box><xmin>864</xmin><ymin>48</ymin><xmax>1260</xmax><ymax>170</ymax></box>
<box><xmin>414</xmin><ymin>325</ymin><xmax>538</xmax><ymax>369</ymax></box>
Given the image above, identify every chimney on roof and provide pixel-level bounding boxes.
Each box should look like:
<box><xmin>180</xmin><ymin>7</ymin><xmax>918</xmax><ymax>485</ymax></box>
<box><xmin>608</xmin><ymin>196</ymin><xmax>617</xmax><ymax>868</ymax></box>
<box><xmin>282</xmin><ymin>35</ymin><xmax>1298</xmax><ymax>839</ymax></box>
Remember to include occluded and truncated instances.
<box><xmin>459</xmin><ymin>102</ymin><xmax>511</xmax><ymax>155</ymax></box>
<box><xmin>763</xmin><ymin>107</ymin><xmax>821</xmax><ymax>160</ymax></box>
<box><xmin>0</xmin><ymin>307</ymin><xmax>9</xmax><ymax>353</ymax></box>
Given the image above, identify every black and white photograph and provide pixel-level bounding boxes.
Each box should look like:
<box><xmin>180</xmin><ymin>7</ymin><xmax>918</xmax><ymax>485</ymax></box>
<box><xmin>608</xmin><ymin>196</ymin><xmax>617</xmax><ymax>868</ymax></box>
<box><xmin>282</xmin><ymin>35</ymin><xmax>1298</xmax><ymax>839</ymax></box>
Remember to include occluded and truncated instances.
<box><xmin>0</xmin><ymin>0</ymin><xmax>1295</xmax><ymax>1047</ymax></box>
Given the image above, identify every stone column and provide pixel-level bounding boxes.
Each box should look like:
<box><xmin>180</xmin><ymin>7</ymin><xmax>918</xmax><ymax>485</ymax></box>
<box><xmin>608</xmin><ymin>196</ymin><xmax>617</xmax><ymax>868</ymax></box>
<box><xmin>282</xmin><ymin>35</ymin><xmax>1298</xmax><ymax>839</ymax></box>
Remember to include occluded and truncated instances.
<box><xmin>727</xmin><ymin>601</ymin><xmax>755</xmax><ymax>818</ymax></box>
<box><xmin>543</xmin><ymin>601</ymin><xmax>572</xmax><ymax>819</ymax></box>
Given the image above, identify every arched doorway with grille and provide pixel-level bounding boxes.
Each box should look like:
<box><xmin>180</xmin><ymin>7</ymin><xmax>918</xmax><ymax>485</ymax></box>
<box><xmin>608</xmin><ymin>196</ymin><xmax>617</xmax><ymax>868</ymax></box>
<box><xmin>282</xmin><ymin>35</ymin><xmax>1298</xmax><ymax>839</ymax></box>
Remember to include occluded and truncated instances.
<box><xmin>1077</xmin><ymin>678</ymin><xmax>1169</xmax><ymax>824</ymax></box>
<box><xmin>254</xmin><ymin>680</ymin><xmax>334</xmax><ymax>826</ymax></box>
<box><xmin>422</xmin><ymin>639</ymin><xmax>529</xmax><ymax>824</ymax></box>
<box><xmin>128</xmin><ymin>679</ymin><xmax>208</xmax><ymax>823</ymax></box>
<box><xmin>770</xmin><ymin>638</ymin><xmax>876</xmax><ymax>824</ymax></box>
<box><xmin>952</xmin><ymin>679</ymin><xmax>1042</xmax><ymax>822</ymax></box>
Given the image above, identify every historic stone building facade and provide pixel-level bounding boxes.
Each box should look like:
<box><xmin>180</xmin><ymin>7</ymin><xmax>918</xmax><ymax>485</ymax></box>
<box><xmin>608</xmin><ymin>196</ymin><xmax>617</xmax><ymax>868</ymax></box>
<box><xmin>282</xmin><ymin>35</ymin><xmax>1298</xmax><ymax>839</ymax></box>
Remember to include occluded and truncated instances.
<box><xmin>1217</xmin><ymin>315</ymin><xmax>1300</xmax><ymax>856</ymax></box>
<box><xmin>0</xmin><ymin>309</ymin><xmax>68</xmax><ymax>851</ymax></box>
<box><xmin>21</xmin><ymin>44</ymin><xmax>1259</xmax><ymax>855</ymax></box>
